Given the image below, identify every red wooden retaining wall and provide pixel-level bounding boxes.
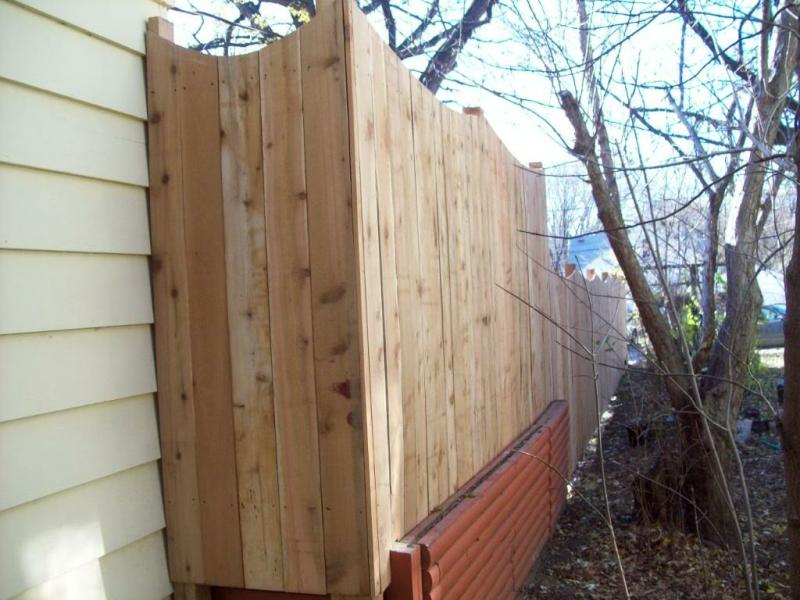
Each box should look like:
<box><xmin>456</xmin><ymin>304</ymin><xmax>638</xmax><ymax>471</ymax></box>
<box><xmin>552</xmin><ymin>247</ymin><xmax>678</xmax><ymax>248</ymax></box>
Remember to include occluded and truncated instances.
<box><xmin>385</xmin><ymin>401</ymin><xmax>569</xmax><ymax>600</ymax></box>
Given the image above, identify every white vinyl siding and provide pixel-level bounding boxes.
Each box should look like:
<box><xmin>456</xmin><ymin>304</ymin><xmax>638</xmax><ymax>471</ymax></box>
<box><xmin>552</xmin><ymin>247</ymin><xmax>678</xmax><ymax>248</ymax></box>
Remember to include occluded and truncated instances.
<box><xmin>0</xmin><ymin>0</ymin><xmax>171</xmax><ymax>598</ymax></box>
<box><xmin>12</xmin><ymin>532</ymin><xmax>172</xmax><ymax>600</ymax></box>
<box><xmin>10</xmin><ymin>0</ymin><xmax>166</xmax><ymax>54</ymax></box>
<box><xmin>0</xmin><ymin>251</ymin><xmax>154</xmax><ymax>335</ymax></box>
<box><xmin>0</xmin><ymin>395</ymin><xmax>162</xmax><ymax>511</ymax></box>
<box><xmin>0</xmin><ymin>81</ymin><xmax>149</xmax><ymax>186</ymax></box>
<box><xmin>1</xmin><ymin>463</ymin><xmax>166</xmax><ymax>598</ymax></box>
<box><xmin>0</xmin><ymin>165</ymin><xmax>151</xmax><ymax>255</ymax></box>
<box><xmin>0</xmin><ymin>1</ymin><xmax>149</xmax><ymax>118</ymax></box>
<box><xmin>0</xmin><ymin>325</ymin><xmax>156</xmax><ymax>422</ymax></box>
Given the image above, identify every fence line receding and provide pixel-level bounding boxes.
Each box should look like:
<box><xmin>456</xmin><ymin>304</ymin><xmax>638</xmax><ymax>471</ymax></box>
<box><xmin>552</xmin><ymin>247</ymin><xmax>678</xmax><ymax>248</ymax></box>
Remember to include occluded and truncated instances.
<box><xmin>145</xmin><ymin>1</ymin><xmax>627</xmax><ymax>596</ymax></box>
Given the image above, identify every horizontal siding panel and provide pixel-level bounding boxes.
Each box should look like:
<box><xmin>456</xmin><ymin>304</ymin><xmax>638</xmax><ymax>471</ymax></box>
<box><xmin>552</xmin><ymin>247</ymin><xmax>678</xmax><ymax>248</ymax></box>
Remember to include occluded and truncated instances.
<box><xmin>0</xmin><ymin>80</ymin><xmax>148</xmax><ymax>186</ymax></box>
<box><xmin>9</xmin><ymin>0</ymin><xmax>167</xmax><ymax>54</ymax></box>
<box><xmin>0</xmin><ymin>395</ymin><xmax>161</xmax><ymax>510</ymax></box>
<box><xmin>12</xmin><ymin>530</ymin><xmax>172</xmax><ymax>600</ymax></box>
<box><xmin>0</xmin><ymin>250</ymin><xmax>153</xmax><ymax>335</ymax></box>
<box><xmin>0</xmin><ymin>165</ymin><xmax>150</xmax><ymax>255</ymax></box>
<box><xmin>0</xmin><ymin>1</ymin><xmax>148</xmax><ymax>118</ymax></box>
<box><xmin>0</xmin><ymin>462</ymin><xmax>166</xmax><ymax>598</ymax></box>
<box><xmin>0</xmin><ymin>325</ymin><xmax>156</xmax><ymax>422</ymax></box>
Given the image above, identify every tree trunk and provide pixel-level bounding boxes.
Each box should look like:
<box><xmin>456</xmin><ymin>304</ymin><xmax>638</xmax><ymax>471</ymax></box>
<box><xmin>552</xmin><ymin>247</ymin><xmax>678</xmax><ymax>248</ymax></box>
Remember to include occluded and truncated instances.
<box><xmin>559</xmin><ymin>88</ymin><xmax>738</xmax><ymax>543</ymax></box>
<box><xmin>783</xmin><ymin>242</ymin><xmax>800</xmax><ymax>600</ymax></box>
<box><xmin>780</xmin><ymin>92</ymin><xmax>800</xmax><ymax>600</ymax></box>
<box><xmin>560</xmin><ymin>1</ymin><xmax>798</xmax><ymax>554</ymax></box>
<box><xmin>632</xmin><ymin>389</ymin><xmax>739</xmax><ymax>545</ymax></box>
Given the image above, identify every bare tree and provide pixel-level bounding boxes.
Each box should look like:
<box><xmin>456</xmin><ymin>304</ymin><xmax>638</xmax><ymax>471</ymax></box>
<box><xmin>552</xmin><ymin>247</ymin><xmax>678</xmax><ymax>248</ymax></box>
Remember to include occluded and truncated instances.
<box><xmin>546</xmin><ymin>165</ymin><xmax>599</xmax><ymax>271</ymax></box>
<box><xmin>485</xmin><ymin>2</ymin><xmax>798</xmax><ymax>590</ymax></box>
<box><xmin>171</xmin><ymin>0</ymin><xmax>498</xmax><ymax>92</ymax></box>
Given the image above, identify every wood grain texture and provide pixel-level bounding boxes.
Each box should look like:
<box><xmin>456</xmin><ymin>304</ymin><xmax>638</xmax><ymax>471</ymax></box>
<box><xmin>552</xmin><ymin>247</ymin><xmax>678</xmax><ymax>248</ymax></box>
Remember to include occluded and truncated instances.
<box><xmin>145</xmin><ymin>32</ymin><xmax>205</xmax><ymax>583</ymax></box>
<box><xmin>375</xmin><ymin>38</ymin><xmax>405</xmax><ymax>545</ymax></box>
<box><xmin>410</xmin><ymin>79</ymin><xmax>448</xmax><ymax>510</ymax></box>
<box><xmin>145</xmin><ymin>3</ymin><xmax>628</xmax><ymax>595</ymax></box>
<box><xmin>300</xmin><ymin>1</ymin><xmax>369</xmax><ymax>594</ymax></box>
<box><xmin>261</xmin><ymin>31</ymin><xmax>325</xmax><ymax>593</ymax></box>
<box><xmin>345</xmin><ymin>7</ymin><xmax>392</xmax><ymax>594</ymax></box>
<box><xmin>219</xmin><ymin>52</ymin><xmax>283</xmax><ymax>590</ymax></box>
<box><xmin>177</xmin><ymin>46</ymin><xmax>244</xmax><ymax>588</ymax></box>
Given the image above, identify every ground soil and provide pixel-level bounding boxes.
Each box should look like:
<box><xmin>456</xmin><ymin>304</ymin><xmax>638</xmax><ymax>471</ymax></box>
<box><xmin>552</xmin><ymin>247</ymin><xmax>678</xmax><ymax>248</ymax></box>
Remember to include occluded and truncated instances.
<box><xmin>520</xmin><ymin>350</ymin><xmax>789</xmax><ymax>599</ymax></box>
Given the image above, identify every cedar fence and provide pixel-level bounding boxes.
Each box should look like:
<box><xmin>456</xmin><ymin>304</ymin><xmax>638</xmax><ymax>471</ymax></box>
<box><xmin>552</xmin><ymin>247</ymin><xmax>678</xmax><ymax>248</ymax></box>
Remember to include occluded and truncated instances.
<box><xmin>145</xmin><ymin>1</ymin><xmax>627</xmax><ymax>597</ymax></box>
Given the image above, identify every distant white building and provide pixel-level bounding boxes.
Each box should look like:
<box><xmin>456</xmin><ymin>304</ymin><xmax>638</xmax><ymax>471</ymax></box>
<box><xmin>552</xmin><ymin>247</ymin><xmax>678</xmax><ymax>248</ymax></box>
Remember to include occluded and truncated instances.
<box><xmin>758</xmin><ymin>270</ymin><xmax>785</xmax><ymax>306</ymax></box>
<box><xmin>567</xmin><ymin>232</ymin><xmax>618</xmax><ymax>273</ymax></box>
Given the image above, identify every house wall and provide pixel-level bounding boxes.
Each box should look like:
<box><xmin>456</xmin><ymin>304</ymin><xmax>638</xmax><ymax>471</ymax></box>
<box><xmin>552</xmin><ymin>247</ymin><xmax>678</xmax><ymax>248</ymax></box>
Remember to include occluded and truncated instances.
<box><xmin>0</xmin><ymin>1</ymin><xmax>172</xmax><ymax>598</ymax></box>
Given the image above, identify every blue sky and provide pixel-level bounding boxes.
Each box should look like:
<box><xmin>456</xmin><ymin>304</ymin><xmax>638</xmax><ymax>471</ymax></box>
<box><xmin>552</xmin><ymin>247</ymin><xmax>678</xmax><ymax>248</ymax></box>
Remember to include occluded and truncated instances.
<box><xmin>169</xmin><ymin>0</ymin><xmax>571</xmax><ymax>166</ymax></box>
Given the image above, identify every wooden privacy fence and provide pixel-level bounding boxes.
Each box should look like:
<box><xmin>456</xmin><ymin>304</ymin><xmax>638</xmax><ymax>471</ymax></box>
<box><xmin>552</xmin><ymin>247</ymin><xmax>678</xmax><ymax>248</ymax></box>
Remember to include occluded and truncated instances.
<box><xmin>144</xmin><ymin>1</ymin><xmax>628</xmax><ymax>597</ymax></box>
<box><xmin>550</xmin><ymin>269</ymin><xmax>628</xmax><ymax>469</ymax></box>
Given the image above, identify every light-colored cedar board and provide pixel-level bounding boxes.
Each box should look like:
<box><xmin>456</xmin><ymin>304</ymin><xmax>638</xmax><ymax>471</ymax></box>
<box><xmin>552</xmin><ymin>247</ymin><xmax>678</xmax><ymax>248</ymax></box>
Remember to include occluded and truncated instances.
<box><xmin>375</xmin><ymin>36</ymin><xmax>405</xmax><ymax>544</ymax></box>
<box><xmin>387</xmin><ymin>66</ymin><xmax>427</xmax><ymax>532</ymax></box>
<box><xmin>144</xmin><ymin>31</ymin><xmax>205</xmax><ymax>582</ymax></box>
<box><xmin>522</xmin><ymin>169</ymin><xmax>543</xmax><ymax>420</ymax></box>
<box><xmin>492</xmin><ymin>136</ymin><xmax>514</xmax><ymax>449</ymax></box>
<box><xmin>366</xmin><ymin>16</ymin><xmax>404</xmax><ymax>586</ymax></box>
<box><xmin>218</xmin><ymin>51</ymin><xmax>283</xmax><ymax>590</ymax></box>
<box><xmin>344</xmin><ymin>4</ymin><xmax>392</xmax><ymax>593</ymax></box>
<box><xmin>466</xmin><ymin>113</ymin><xmax>489</xmax><ymax>468</ymax></box>
<box><xmin>299</xmin><ymin>1</ymin><xmax>370</xmax><ymax>594</ymax></box>
<box><xmin>261</xmin><ymin>30</ymin><xmax>326</xmax><ymax>594</ymax></box>
<box><xmin>409</xmin><ymin>77</ymin><xmax>448</xmax><ymax>509</ymax></box>
<box><xmin>440</xmin><ymin>108</ymin><xmax>474</xmax><ymax>489</ymax></box>
<box><xmin>434</xmin><ymin>106</ymin><xmax>458</xmax><ymax>496</ymax></box>
<box><xmin>485</xmin><ymin>128</ymin><xmax>501</xmax><ymax>453</ymax></box>
<box><xmin>513</xmin><ymin>160</ymin><xmax>533</xmax><ymax>432</ymax></box>
<box><xmin>474</xmin><ymin>113</ymin><xmax>492</xmax><ymax>465</ymax></box>
<box><xmin>481</xmin><ymin>117</ymin><xmax>500</xmax><ymax>459</ymax></box>
<box><xmin>177</xmin><ymin>45</ymin><xmax>244</xmax><ymax>587</ymax></box>
<box><xmin>534</xmin><ymin>166</ymin><xmax>552</xmax><ymax>420</ymax></box>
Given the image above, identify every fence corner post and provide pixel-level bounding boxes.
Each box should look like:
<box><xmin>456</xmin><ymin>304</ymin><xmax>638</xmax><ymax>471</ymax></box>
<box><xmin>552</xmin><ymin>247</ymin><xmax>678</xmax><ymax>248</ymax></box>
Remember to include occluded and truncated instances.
<box><xmin>147</xmin><ymin>16</ymin><xmax>174</xmax><ymax>41</ymax></box>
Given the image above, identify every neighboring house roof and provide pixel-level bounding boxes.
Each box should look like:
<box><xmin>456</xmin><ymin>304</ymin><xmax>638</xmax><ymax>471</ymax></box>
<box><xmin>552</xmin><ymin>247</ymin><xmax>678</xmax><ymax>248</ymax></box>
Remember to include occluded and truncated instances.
<box><xmin>567</xmin><ymin>232</ymin><xmax>617</xmax><ymax>272</ymax></box>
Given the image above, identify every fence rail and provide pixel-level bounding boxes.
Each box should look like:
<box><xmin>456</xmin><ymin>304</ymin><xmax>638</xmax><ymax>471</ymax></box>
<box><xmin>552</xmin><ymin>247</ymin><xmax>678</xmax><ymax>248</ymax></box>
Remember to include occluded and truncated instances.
<box><xmin>145</xmin><ymin>1</ymin><xmax>627</xmax><ymax>596</ymax></box>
